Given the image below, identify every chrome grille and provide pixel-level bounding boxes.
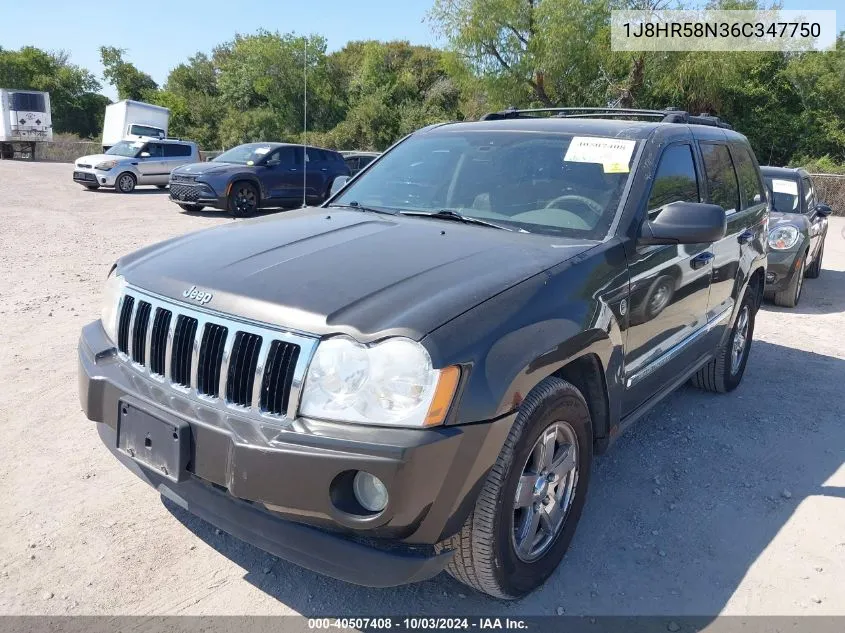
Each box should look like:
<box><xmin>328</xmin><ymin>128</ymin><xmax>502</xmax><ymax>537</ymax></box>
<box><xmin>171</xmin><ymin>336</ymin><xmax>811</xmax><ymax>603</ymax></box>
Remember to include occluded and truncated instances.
<box><xmin>113</xmin><ymin>286</ymin><xmax>316</xmax><ymax>421</ymax></box>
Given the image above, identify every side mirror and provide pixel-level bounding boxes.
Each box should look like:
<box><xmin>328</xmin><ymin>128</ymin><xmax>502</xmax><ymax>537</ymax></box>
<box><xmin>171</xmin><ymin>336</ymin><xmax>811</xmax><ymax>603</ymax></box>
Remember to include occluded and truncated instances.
<box><xmin>330</xmin><ymin>175</ymin><xmax>351</xmax><ymax>197</ymax></box>
<box><xmin>815</xmin><ymin>203</ymin><xmax>832</xmax><ymax>217</ymax></box>
<box><xmin>640</xmin><ymin>202</ymin><xmax>727</xmax><ymax>245</ymax></box>
<box><xmin>140</xmin><ymin>151</ymin><xmax>151</xmax><ymax>158</ymax></box>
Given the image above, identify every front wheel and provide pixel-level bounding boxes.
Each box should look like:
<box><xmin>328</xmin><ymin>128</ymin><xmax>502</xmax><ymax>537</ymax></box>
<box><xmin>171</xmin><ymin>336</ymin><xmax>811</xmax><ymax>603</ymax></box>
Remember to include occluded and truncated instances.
<box><xmin>442</xmin><ymin>376</ymin><xmax>592</xmax><ymax>599</ymax></box>
<box><xmin>115</xmin><ymin>172</ymin><xmax>136</xmax><ymax>194</ymax></box>
<box><xmin>228</xmin><ymin>182</ymin><xmax>259</xmax><ymax>217</ymax></box>
<box><xmin>773</xmin><ymin>254</ymin><xmax>805</xmax><ymax>308</ymax></box>
<box><xmin>691</xmin><ymin>289</ymin><xmax>756</xmax><ymax>393</ymax></box>
<box><xmin>805</xmin><ymin>242</ymin><xmax>824</xmax><ymax>279</ymax></box>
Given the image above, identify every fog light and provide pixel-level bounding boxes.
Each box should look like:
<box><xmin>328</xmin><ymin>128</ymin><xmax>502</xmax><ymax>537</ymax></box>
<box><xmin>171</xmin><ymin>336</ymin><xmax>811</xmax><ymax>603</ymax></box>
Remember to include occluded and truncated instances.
<box><xmin>352</xmin><ymin>471</ymin><xmax>388</xmax><ymax>512</ymax></box>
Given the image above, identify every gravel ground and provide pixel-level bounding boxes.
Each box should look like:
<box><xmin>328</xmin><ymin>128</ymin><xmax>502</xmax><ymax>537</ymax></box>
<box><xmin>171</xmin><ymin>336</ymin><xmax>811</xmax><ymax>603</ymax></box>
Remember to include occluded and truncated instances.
<box><xmin>1</xmin><ymin>161</ymin><xmax>843</xmax><ymax>616</ymax></box>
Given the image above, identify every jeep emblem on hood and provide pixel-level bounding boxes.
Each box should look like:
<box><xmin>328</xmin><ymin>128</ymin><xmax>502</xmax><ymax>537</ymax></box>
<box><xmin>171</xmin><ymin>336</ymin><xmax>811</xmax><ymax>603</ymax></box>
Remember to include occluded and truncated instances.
<box><xmin>183</xmin><ymin>285</ymin><xmax>213</xmax><ymax>305</ymax></box>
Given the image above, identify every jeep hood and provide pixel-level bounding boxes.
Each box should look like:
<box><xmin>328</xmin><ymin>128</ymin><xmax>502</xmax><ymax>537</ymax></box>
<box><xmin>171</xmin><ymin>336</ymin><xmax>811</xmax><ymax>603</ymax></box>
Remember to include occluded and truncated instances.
<box><xmin>117</xmin><ymin>208</ymin><xmax>595</xmax><ymax>341</ymax></box>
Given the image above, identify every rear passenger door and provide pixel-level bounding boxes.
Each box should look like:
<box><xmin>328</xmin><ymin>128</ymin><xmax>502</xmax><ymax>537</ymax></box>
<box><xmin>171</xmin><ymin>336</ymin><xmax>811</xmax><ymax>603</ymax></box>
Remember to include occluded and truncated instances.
<box><xmin>622</xmin><ymin>143</ymin><xmax>713</xmax><ymax>414</ymax></box>
<box><xmin>162</xmin><ymin>143</ymin><xmax>194</xmax><ymax>176</ymax></box>
<box><xmin>701</xmin><ymin>142</ymin><xmax>766</xmax><ymax>319</ymax></box>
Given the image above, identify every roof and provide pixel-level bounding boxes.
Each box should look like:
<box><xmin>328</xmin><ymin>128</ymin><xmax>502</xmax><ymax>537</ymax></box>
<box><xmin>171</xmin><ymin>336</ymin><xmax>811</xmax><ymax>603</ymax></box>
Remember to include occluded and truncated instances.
<box><xmin>426</xmin><ymin>117</ymin><xmax>664</xmax><ymax>140</ymax></box>
<box><xmin>761</xmin><ymin>166</ymin><xmax>806</xmax><ymax>178</ymax></box>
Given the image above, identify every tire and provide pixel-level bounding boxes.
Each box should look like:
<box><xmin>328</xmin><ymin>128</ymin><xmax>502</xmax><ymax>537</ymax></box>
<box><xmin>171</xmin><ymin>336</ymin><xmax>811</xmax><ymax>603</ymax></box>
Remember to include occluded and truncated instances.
<box><xmin>691</xmin><ymin>289</ymin><xmax>755</xmax><ymax>393</ymax></box>
<box><xmin>178</xmin><ymin>203</ymin><xmax>205</xmax><ymax>212</ymax></box>
<box><xmin>805</xmin><ymin>241</ymin><xmax>824</xmax><ymax>279</ymax></box>
<box><xmin>228</xmin><ymin>181</ymin><xmax>259</xmax><ymax>217</ymax></box>
<box><xmin>115</xmin><ymin>172</ymin><xmax>136</xmax><ymax>194</ymax></box>
<box><xmin>84</xmin><ymin>185</ymin><xmax>100</xmax><ymax>190</ymax></box>
<box><xmin>441</xmin><ymin>376</ymin><xmax>592</xmax><ymax>599</ymax></box>
<box><xmin>773</xmin><ymin>254</ymin><xmax>805</xmax><ymax>308</ymax></box>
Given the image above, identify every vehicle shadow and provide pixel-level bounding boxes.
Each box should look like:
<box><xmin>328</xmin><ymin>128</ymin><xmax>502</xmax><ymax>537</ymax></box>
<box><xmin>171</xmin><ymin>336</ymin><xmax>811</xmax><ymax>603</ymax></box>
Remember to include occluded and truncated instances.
<box><xmin>181</xmin><ymin>208</ymin><xmax>289</xmax><ymax>220</ymax></box>
<box><xmin>163</xmin><ymin>338</ymin><xmax>845</xmax><ymax>616</ymax></box>
<box><xmin>87</xmin><ymin>187</ymin><xmax>170</xmax><ymax>195</ymax></box>
<box><xmin>761</xmin><ymin>268</ymin><xmax>845</xmax><ymax>316</ymax></box>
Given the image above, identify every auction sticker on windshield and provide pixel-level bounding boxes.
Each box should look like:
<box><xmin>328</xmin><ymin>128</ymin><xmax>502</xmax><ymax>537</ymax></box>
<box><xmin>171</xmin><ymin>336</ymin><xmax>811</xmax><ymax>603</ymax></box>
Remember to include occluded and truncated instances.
<box><xmin>564</xmin><ymin>136</ymin><xmax>636</xmax><ymax>173</ymax></box>
<box><xmin>772</xmin><ymin>179</ymin><xmax>798</xmax><ymax>195</ymax></box>
<box><xmin>254</xmin><ymin>147</ymin><xmax>272</xmax><ymax>155</ymax></box>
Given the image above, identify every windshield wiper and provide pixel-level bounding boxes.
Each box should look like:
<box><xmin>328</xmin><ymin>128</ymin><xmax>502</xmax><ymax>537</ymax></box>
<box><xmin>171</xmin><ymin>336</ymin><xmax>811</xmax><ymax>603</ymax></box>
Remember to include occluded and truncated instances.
<box><xmin>328</xmin><ymin>201</ymin><xmax>398</xmax><ymax>215</ymax></box>
<box><xmin>398</xmin><ymin>209</ymin><xmax>523</xmax><ymax>232</ymax></box>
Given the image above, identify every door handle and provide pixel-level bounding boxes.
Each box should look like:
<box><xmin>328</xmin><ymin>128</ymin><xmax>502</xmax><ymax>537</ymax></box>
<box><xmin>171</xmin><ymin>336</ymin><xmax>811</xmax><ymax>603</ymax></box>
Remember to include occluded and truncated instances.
<box><xmin>320</xmin><ymin>168</ymin><xmax>328</xmax><ymax>171</ymax></box>
<box><xmin>690</xmin><ymin>252</ymin><xmax>715</xmax><ymax>270</ymax></box>
<box><xmin>738</xmin><ymin>229</ymin><xmax>754</xmax><ymax>244</ymax></box>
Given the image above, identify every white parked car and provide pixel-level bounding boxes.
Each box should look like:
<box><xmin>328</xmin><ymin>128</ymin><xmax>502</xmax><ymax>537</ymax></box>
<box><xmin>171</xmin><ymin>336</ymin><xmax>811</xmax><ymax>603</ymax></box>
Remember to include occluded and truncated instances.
<box><xmin>73</xmin><ymin>138</ymin><xmax>199</xmax><ymax>193</ymax></box>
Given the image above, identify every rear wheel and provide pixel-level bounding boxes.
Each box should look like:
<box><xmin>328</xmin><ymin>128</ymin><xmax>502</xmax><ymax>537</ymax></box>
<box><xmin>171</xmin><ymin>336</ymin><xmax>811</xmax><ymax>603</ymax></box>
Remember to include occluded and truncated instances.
<box><xmin>442</xmin><ymin>376</ymin><xmax>592</xmax><ymax>599</ymax></box>
<box><xmin>178</xmin><ymin>203</ymin><xmax>205</xmax><ymax>212</ymax></box>
<box><xmin>228</xmin><ymin>182</ymin><xmax>259</xmax><ymax>217</ymax></box>
<box><xmin>773</xmin><ymin>254</ymin><xmax>805</xmax><ymax>308</ymax></box>
<box><xmin>805</xmin><ymin>242</ymin><xmax>824</xmax><ymax>279</ymax></box>
<box><xmin>691</xmin><ymin>289</ymin><xmax>755</xmax><ymax>393</ymax></box>
<box><xmin>116</xmin><ymin>172</ymin><xmax>136</xmax><ymax>194</ymax></box>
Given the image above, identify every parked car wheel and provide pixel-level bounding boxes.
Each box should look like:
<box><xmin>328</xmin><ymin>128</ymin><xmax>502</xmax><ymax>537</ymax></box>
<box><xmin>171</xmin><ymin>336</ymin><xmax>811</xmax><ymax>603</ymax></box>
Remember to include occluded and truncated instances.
<box><xmin>805</xmin><ymin>242</ymin><xmax>824</xmax><ymax>279</ymax></box>
<box><xmin>691</xmin><ymin>289</ymin><xmax>756</xmax><ymax>393</ymax></box>
<box><xmin>84</xmin><ymin>185</ymin><xmax>100</xmax><ymax>190</ymax></box>
<box><xmin>228</xmin><ymin>182</ymin><xmax>259</xmax><ymax>217</ymax></box>
<box><xmin>773</xmin><ymin>254</ymin><xmax>806</xmax><ymax>308</ymax></box>
<box><xmin>116</xmin><ymin>173</ymin><xmax>136</xmax><ymax>194</ymax></box>
<box><xmin>178</xmin><ymin>204</ymin><xmax>205</xmax><ymax>213</ymax></box>
<box><xmin>442</xmin><ymin>376</ymin><xmax>592</xmax><ymax>599</ymax></box>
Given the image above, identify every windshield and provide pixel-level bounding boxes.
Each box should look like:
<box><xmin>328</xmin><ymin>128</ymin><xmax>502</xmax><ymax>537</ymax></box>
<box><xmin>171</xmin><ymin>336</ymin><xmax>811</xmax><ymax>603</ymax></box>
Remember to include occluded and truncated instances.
<box><xmin>764</xmin><ymin>177</ymin><xmax>800</xmax><ymax>212</ymax></box>
<box><xmin>333</xmin><ymin>131</ymin><xmax>638</xmax><ymax>237</ymax></box>
<box><xmin>213</xmin><ymin>143</ymin><xmax>276</xmax><ymax>165</ymax></box>
<box><xmin>105</xmin><ymin>140</ymin><xmax>144</xmax><ymax>158</ymax></box>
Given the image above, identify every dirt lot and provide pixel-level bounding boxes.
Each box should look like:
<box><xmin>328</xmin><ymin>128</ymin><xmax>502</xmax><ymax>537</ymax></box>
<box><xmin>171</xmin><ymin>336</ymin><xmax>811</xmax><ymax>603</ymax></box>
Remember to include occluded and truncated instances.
<box><xmin>1</xmin><ymin>161</ymin><xmax>844</xmax><ymax>616</ymax></box>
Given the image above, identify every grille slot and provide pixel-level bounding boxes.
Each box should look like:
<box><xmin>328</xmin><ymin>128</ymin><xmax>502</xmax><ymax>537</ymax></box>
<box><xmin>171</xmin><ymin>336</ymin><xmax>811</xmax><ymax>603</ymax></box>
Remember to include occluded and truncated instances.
<box><xmin>197</xmin><ymin>323</ymin><xmax>228</xmax><ymax>397</ymax></box>
<box><xmin>149</xmin><ymin>308</ymin><xmax>172</xmax><ymax>376</ymax></box>
<box><xmin>130</xmin><ymin>301</ymin><xmax>152</xmax><ymax>364</ymax></box>
<box><xmin>170</xmin><ymin>315</ymin><xmax>198</xmax><ymax>387</ymax></box>
<box><xmin>117</xmin><ymin>295</ymin><xmax>135</xmax><ymax>354</ymax></box>
<box><xmin>260</xmin><ymin>341</ymin><xmax>301</xmax><ymax>416</ymax></box>
<box><xmin>226</xmin><ymin>332</ymin><xmax>263</xmax><ymax>407</ymax></box>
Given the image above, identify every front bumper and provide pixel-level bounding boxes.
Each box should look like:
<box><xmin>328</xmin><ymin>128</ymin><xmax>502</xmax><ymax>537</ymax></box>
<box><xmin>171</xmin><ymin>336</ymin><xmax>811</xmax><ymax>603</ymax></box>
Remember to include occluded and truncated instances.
<box><xmin>73</xmin><ymin>166</ymin><xmax>120</xmax><ymax>187</ymax></box>
<box><xmin>168</xmin><ymin>182</ymin><xmax>223</xmax><ymax>208</ymax></box>
<box><xmin>765</xmin><ymin>250</ymin><xmax>801</xmax><ymax>291</ymax></box>
<box><xmin>78</xmin><ymin>320</ymin><xmax>513</xmax><ymax>586</ymax></box>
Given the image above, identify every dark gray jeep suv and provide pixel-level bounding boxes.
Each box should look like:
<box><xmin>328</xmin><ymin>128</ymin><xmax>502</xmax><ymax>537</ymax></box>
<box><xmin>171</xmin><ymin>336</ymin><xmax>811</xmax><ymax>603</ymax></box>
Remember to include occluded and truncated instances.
<box><xmin>78</xmin><ymin>108</ymin><xmax>768</xmax><ymax>598</ymax></box>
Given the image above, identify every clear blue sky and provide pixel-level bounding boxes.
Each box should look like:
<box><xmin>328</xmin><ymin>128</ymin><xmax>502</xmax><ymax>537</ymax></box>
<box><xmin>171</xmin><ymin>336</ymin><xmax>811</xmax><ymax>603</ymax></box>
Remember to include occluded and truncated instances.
<box><xmin>0</xmin><ymin>0</ymin><xmax>841</xmax><ymax>101</ymax></box>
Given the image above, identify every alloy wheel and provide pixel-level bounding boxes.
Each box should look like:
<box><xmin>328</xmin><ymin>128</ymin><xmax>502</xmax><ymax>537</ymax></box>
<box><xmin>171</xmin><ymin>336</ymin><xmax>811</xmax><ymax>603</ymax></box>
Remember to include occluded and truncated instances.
<box><xmin>730</xmin><ymin>305</ymin><xmax>750</xmax><ymax>375</ymax></box>
<box><xmin>234</xmin><ymin>186</ymin><xmax>257</xmax><ymax>215</ymax></box>
<box><xmin>512</xmin><ymin>421</ymin><xmax>579</xmax><ymax>562</ymax></box>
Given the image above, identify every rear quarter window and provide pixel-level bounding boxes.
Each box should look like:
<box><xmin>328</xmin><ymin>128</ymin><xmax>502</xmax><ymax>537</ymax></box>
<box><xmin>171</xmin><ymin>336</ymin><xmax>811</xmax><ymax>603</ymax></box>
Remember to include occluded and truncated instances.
<box><xmin>163</xmin><ymin>144</ymin><xmax>192</xmax><ymax>157</ymax></box>
<box><xmin>730</xmin><ymin>146</ymin><xmax>765</xmax><ymax>210</ymax></box>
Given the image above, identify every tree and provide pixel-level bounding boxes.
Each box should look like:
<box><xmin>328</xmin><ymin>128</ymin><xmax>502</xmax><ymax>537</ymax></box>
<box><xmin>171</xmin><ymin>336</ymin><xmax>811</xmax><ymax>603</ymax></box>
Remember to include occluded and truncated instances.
<box><xmin>99</xmin><ymin>46</ymin><xmax>158</xmax><ymax>101</ymax></box>
<box><xmin>0</xmin><ymin>45</ymin><xmax>104</xmax><ymax>137</ymax></box>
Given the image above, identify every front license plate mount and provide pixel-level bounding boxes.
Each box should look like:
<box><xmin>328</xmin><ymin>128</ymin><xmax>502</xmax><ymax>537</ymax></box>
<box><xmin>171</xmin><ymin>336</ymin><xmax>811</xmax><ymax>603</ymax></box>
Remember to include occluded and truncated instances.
<box><xmin>117</xmin><ymin>400</ymin><xmax>191</xmax><ymax>483</ymax></box>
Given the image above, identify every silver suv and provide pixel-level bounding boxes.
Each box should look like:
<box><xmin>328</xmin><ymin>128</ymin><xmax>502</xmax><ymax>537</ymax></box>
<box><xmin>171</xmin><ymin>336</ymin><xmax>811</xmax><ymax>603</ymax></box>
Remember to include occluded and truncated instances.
<box><xmin>73</xmin><ymin>138</ymin><xmax>199</xmax><ymax>193</ymax></box>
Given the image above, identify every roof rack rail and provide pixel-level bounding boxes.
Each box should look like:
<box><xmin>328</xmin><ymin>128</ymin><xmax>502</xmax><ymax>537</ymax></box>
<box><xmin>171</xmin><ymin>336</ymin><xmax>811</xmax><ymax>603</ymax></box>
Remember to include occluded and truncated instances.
<box><xmin>480</xmin><ymin>107</ymin><xmax>732</xmax><ymax>129</ymax></box>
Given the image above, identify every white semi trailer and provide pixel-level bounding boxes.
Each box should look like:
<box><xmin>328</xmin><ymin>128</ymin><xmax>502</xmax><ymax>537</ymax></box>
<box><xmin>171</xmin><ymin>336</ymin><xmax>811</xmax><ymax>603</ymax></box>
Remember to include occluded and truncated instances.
<box><xmin>0</xmin><ymin>89</ymin><xmax>52</xmax><ymax>160</ymax></box>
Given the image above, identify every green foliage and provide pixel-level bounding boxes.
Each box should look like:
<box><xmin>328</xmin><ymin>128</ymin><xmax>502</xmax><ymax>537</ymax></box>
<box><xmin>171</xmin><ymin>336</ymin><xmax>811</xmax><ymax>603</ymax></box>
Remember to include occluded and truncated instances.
<box><xmin>790</xmin><ymin>154</ymin><xmax>845</xmax><ymax>174</ymax></box>
<box><xmin>99</xmin><ymin>46</ymin><xmax>158</xmax><ymax>101</ymax></box>
<box><xmin>0</xmin><ymin>46</ymin><xmax>103</xmax><ymax>137</ymax></box>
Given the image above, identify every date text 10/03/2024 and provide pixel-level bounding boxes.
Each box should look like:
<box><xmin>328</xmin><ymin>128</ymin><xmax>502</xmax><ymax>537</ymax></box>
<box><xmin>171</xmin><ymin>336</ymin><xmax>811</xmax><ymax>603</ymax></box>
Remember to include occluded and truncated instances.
<box><xmin>307</xmin><ymin>618</ymin><xmax>529</xmax><ymax>630</ymax></box>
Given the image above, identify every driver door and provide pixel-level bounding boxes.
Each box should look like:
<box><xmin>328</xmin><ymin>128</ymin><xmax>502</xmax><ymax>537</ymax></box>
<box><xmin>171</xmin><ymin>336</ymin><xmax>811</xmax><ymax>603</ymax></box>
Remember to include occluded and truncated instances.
<box><xmin>622</xmin><ymin>143</ymin><xmax>714</xmax><ymax>414</ymax></box>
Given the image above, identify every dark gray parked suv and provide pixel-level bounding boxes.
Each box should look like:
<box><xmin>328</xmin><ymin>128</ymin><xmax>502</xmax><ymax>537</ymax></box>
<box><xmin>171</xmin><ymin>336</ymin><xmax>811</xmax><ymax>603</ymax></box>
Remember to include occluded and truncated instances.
<box><xmin>78</xmin><ymin>108</ymin><xmax>767</xmax><ymax>598</ymax></box>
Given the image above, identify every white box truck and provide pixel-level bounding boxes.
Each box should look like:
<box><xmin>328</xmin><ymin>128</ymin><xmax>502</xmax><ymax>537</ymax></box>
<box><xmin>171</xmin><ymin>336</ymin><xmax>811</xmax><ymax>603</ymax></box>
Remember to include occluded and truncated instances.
<box><xmin>0</xmin><ymin>89</ymin><xmax>52</xmax><ymax>160</ymax></box>
<box><xmin>102</xmin><ymin>100</ymin><xmax>170</xmax><ymax>151</ymax></box>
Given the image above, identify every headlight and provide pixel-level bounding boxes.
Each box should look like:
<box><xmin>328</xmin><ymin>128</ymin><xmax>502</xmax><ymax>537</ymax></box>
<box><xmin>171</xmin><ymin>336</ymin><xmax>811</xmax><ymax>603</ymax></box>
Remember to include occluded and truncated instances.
<box><xmin>101</xmin><ymin>271</ymin><xmax>126</xmax><ymax>345</ymax></box>
<box><xmin>300</xmin><ymin>336</ymin><xmax>460</xmax><ymax>427</ymax></box>
<box><xmin>768</xmin><ymin>225</ymin><xmax>800</xmax><ymax>250</ymax></box>
<box><xmin>95</xmin><ymin>160</ymin><xmax>118</xmax><ymax>171</ymax></box>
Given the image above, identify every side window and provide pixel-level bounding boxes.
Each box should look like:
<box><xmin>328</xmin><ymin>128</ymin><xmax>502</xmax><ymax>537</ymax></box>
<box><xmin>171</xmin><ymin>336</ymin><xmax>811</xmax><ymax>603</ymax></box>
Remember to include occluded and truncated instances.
<box><xmin>700</xmin><ymin>143</ymin><xmax>739</xmax><ymax>214</ymax></box>
<box><xmin>163</xmin><ymin>143</ymin><xmax>191</xmax><ymax>157</ymax></box>
<box><xmin>802</xmin><ymin>177</ymin><xmax>815</xmax><ymax>211</ymax></box>
<box><xmin>646</xmin><ymin>144</ymin><xmax>700</xmax><ymax>217</ymax></box>
<box><xmin>731</xmin><ymin>146</ymin><xmax>765</xmax><ymax>210</ymax></box>
<box><xmin>275</xmin><ymin>147</ymin><xmax>298</xmax><ymax>166</ymax></box>
<box><xmin>143</xmin><ymin>143</ymin><xmax>163</xmax><ymax>158</ymax></box>
<box><xmin>307</xmin><ymin>148</ymin><xmax>327</xmax><ymax>162</ymax></box>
